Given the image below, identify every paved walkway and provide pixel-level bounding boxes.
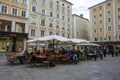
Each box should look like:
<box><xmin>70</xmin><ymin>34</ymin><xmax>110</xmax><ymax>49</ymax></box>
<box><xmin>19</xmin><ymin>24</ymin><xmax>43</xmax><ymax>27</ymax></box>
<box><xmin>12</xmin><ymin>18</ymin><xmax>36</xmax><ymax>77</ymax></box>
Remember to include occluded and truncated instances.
<box><xmin>0</xmin><ymin>54</ymin><xmax>120</xmax><ymax>80</ymax></box>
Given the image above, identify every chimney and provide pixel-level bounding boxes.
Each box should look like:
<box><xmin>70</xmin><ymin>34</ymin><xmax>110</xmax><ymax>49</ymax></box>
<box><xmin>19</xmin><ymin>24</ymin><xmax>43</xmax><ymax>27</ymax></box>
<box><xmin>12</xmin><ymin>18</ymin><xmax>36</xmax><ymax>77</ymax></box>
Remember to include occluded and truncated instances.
<box><xmin>80</xmin><ymin>14</ymin><xmax>83</xmax><ymax>18</ymax></box>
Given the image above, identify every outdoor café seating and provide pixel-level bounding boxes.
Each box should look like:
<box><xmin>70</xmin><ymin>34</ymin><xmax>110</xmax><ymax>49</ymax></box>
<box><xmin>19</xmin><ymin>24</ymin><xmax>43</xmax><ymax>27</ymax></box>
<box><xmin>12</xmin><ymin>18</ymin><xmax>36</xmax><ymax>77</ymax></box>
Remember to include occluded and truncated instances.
<box><xmin>6</xmin><ymin>53</ymin><xmax>19</xmax><ymax>64</ymax></box>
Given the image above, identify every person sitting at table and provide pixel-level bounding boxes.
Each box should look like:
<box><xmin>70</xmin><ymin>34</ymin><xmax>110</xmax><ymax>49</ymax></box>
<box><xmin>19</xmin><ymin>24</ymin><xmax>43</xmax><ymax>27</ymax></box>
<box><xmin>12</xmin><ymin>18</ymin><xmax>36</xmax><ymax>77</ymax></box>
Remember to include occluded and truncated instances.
<box><xmin>17</xmin><ymin>48</ymin><xmax>25</xmax><ymax>64</ymax></box>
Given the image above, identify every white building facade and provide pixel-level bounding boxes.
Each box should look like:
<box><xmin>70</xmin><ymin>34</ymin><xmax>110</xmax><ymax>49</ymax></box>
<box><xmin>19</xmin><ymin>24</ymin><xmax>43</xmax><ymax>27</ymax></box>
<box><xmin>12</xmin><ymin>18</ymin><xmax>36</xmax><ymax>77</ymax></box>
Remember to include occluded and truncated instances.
<box><xmin>72</xmin><ymin>14</ymin><xmax>89</xmax><ymax>40</ymax></box>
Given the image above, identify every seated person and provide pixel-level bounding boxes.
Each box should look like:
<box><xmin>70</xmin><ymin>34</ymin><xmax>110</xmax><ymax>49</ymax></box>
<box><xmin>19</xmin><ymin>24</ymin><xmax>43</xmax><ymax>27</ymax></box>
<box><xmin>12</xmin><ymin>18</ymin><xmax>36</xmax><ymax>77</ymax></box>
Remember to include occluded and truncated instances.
<box><xmin>17</xmin><ymin>48</ymin><xmax>25</xmax><ymax>64</ymax></box>
<box><xmin>66</xmin><ymin>51</ymin><xmax>71</xmax><ymax>57</ymax></box>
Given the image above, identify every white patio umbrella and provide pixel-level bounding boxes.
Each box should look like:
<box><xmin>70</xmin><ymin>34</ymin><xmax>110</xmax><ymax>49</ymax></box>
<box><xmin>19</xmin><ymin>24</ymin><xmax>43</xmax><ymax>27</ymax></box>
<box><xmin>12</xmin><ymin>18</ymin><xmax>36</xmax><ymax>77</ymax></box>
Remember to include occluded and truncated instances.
<box><xmin>34</xmin><ymin>35</ymin><xmax>70</xmax><ymax>51</ymax></box>
<box><xmin>36</xmin><ymin>35</ymin><xmax>69</xmax><ymax>42</ymax></box>
<box><xmin>69</xmin><ymin>38</ymin><xmax>90</xmax><ymax>44</ymax></box>
<box><xmin>27</xmin><ymin>39</ymin><xmax>37</xmax><ymax>43</ymax></box>
<box><xmin>76</xmin><ymin>42</ymin><xmax>100</xmax><ymax>46</ymax></box>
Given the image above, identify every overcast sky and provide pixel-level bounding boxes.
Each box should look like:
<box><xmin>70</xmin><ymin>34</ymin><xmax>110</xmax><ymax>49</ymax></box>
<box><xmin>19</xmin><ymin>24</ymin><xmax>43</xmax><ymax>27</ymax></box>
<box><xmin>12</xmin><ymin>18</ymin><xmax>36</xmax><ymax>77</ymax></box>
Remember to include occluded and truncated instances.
<box><xmin>67</xmin><ymin>0</ymin><xmax>106</xmax><ymax>19</ymax></box>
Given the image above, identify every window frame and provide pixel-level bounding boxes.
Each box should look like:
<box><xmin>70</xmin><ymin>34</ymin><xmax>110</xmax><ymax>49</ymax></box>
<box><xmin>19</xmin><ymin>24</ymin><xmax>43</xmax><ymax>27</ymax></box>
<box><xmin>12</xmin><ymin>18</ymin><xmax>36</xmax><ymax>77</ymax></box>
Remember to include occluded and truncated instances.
<box><xmin>1</xmin><ymin>4</ymin><xmax>8</xmax><ymax>14</ymax></box>
<box><xmin>12</xmin><ymin>7</ymin><xmax>18</xmax><ymax>16</ymax></box>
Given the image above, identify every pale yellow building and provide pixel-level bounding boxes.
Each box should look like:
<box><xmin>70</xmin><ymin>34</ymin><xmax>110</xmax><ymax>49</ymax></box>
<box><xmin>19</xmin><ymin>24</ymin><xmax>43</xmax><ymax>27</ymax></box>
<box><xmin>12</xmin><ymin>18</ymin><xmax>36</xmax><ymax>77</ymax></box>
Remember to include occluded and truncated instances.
<box><xmin>89</xmin><ymin>0</ymin><xmax>120</xmax><ymax>46</ymax></box>
<box><xmin>0</xmin><ymin>0</ymin><xmax>28</xmax><ymax>52</ymax></box>
<box><xmin>28</xmin><ymin>0</ymin><xmax>73</xmax><ymax>40</ymax></box>
<box><xmin>72</xmin><ymin>14</ymin><xmax>89</xmax><ymax>40</ymax></box>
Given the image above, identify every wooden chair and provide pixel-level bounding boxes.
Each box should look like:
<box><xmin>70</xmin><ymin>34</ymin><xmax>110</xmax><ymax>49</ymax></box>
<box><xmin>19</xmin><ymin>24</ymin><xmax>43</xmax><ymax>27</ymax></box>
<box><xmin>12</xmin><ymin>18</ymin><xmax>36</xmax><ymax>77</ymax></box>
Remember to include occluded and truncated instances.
<box><xmin>6</xmin><ymin>53</ymin><xmax>18</xmax><ymax>64</ymax></box>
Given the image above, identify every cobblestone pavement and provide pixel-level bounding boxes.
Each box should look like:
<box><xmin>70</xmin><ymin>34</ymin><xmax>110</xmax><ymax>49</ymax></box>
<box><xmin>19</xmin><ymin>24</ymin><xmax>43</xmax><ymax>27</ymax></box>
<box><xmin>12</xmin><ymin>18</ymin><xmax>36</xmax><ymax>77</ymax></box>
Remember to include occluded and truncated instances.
<box><xmin>0</xmin><ymin>54</ymin><xmax>120</xmax><ymax>80</ymax></box>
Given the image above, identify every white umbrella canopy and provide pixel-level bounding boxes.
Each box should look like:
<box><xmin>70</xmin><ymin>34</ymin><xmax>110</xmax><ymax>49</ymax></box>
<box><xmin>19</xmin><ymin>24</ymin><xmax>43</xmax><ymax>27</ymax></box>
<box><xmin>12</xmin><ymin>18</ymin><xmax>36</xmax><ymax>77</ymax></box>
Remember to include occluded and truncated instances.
<box><xmin>36</xmin><ymin>35</ymin><xmax>70</xmax><ymax>42</ymax></box>
<box><xmin>69</xmin><ymin>38</ymin><xmax>90</xmax><ymax>44</ymax></box>
<box><xmin>76</xmin><ymin>42</ymin><xmax>100</xmax><ymax>46</ymax></box>
<box><xmin>27</xmin><ymin>39</ymin><xmax>37</xmax><ymax>43</ymax></box>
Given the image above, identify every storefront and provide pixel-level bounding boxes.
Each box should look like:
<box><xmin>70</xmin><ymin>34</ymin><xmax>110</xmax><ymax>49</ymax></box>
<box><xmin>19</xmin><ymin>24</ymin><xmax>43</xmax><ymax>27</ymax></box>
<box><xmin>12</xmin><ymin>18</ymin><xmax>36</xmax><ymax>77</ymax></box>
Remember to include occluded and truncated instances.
<box><xmin>0</xmin><ymin>31</ymin><xmax>28</xmax><ymax>52</ymax></box>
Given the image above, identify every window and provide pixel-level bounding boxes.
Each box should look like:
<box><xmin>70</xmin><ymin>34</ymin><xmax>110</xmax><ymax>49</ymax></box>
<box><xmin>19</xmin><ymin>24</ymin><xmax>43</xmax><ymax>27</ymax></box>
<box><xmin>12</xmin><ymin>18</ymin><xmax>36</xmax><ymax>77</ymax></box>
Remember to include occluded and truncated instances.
<box><xmin>1</xmin><ymin>5</ymin><xmax>8</xmax><ymax>14</ymax></box>
<box><xmin>50</xmin><ymin>12</ymin><xmax>53</xmax><ymax>17</ymax></box>
<box><xmin>12</xmin><ymin>0</ymin><xmax>18</xmax><ymax>2</ymax></box>
<box><xmin>94</xmin><ymin>29</ymin><xmax>96</xmax><ymax>33</ymax></box>
<box><xmin>56</xmin><ymin>14</ymin><xmax>59</xmax><ymax>19</ymax></box>
<box><xmin>32</xmin><ymin>6</ymin><xmax>36</xmax><ymax>12</ymax></box>
<box><xmin>108</xmin><ymin>36</ymin><xmax>111</xmax><ymax>41</ymax></box>
<box><xmin>108</xmin><ymin>18</ymin><xmax>111</xmax><ymax>22</ymax></box>
<box><xmin>100</xmin><ymin>37</ymin><xmax>102</xmax><ymax>41</ymax></box>
<box><xmin>62</xmin><ymin>16</ymin><xmax>65</xmax><ymax>20</ymax></box>
<box><xmin>62</xmin><ymin>7</ymin><xmax>65</xmax><ymax>13</ymax></box>
<box><xmin>94</xmin><ymin>37</ymin><xmax>97</xmax><ymax>41</ymax></box>
<box><xmin>62</xmin><ymin>34</ymin><xmax>64</xmax><ymax>37</ymax></box>
<box><xmin>100</xmin><ymin>28</ymin><xmax>102</xmax><ymax>32</ymax></box>
<box><xmin>57</xmin><ymin>1</ymin><xmax>59</xmax><ymax>3</ymax></box>
<box><xmin>99</xmin><ymin>13</ymin><xmax>102</xmax><ymax>17</ymax></box>
<box><xmin>107</xmin><ymin>3</ymin><xmax>111</xmax><ymax>6</ymax></box>
<box><xmin>68</xmin><ymin>34</ymin><xmax>70</xmax><ymax>38</ymax></box>
<box><xmin>118</xmin><ymin>0</ymin><xmax>120</xmax><ymax>2</ymax></box>
<box><xmin>56</xmin><ymin>25</ymin><xmax>59</xmax><ymax>29</ymax></box>
<box><xmin>94</xmin><ymin>21</ymin><xmax>96</xmax><ymax>25</ymax></box>
<box><xmin>68</xmin><ymin>25</ymin><xmax>70</xmax><ymax>31</ymax></box>
<box><xmin>56</xmin><ymin>21</ymin><xmax>59</xmax><ymax>29</ymax></box>
<box><xmin>99</xmin><ymin>20</ymin><xmax>102</xmax><ymax>24</ymax></box>
<box><xmin>50</xmin><ymin>2</ymin><xmax>53</xmax><ymax>8</ymax></box>
<box><xmin>31</xmin><ymin>29</ymin><xmax>35</xmax><ymax>36</ymax></box>
<box><xmin>41</xmin><ymin>30</ymin><xmax>44</xmax><ymax>37</ymax></box>
<box><xmin>108</xmin><ymin>11</ymin><xmax>111</xmax><ymax>15</ymax></box>
<box><xmin>94</xmin><ymin>15</ymin><xmax>96</xmax><ymax>18</ymax></box>
<box><xmin>68</xmin><ymin>18</ymin><xmax>70</xmax><ymax>22</ymax></box>
<box><xmin>49</xmin><ymin>21</ymin><xmax>53</xmax><ymax>27</ymax></box>
<box><xmin>56</xmin><ymin>5</ymin><xmax>59</xmax><ymax>11</ymax></box>
<box><xmin>93</xmin><ymin>8</ymin><xmax>96</xmax><ymax>11</ymax></box>
<box><xmin>21</xmin><ymin>10</ymin><xmax>26</xmax><ymax>17</ymax></box>
<box><xmin>41</xmin><ymin>19</ymin><xmax>45</xmax><ymax>26</ymax></box>
<box><xmin>31</xmin><ymin>16</ymin><xmax>36</xmax><ymax>23</ymax></box>
<box><xmin>118</xmin><ymin>7</ymin><xmax>120</xmax><ymax>12</ymax></box>
<box><xmin>108</xmin><ymin>26</ymin><xmax>111</xmax><ymax>31</ymax></box>
<box><xmin>99</xmin><ymin>6</ymin><xmax>102</xmax><ymax>9</ymax></box>
<box><xmin>118</xmin><ymin>15</ymin><xmax>120</xmax><ymax>20</ymax></box>
<box><xmin>56</xmin><ymin>33</ymin><xmax>59</xmax><ymax>35</ymax></box>
<box><xmin>42</xmin><ymin>9</ymin><xmax>45</xmax><ymax>15</ymax></box>
<box><xmin>22</xmin><ymin>0</ymin><xmax>27</xmax><ymax>4</ymax></box>
<box><xmin>32</xmin><ymin>0</ymin><xmax>36</xmax><ymax>3</ymax></box>
<box><xmin>49</xmin><ymin>31</ymin><xmax>52</xmax><ymax>35</ymax></box>
<box><xmin>12</xmin><ymin>7</ymin><xmax>18</xmax><ymax>16</ymax></box>
<box><xmin>119</xmin><ymin>35</ymin><xmax>120</xmax><ymax>40</ymax></box>
<box><xmin>42</xmin><ymin>0</ymin><xmax>45</xmax><ymax>5</ymax></box>
<box><xmin>67</xmin><ymin>9</ymin><xmax>70</xmax><ymax>15</ymax></box>
<box><xmin>62</xmin><ymin>23</ymin><xmax>65</xmax><ymax>30</ymax></box>
<box><xmin>118</xmin><ymin>24</ymin><xmax>120</xmax><ymax>30</ymax></box>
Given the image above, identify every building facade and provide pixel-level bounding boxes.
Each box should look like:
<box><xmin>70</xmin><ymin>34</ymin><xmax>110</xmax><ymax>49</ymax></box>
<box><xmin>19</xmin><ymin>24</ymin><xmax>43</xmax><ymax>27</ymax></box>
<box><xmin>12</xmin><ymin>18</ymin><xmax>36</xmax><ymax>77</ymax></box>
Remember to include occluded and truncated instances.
<box><xmin>28</xmin><ymin>0</ymin><xmax>73</xmax><ymax>40</ymax></box>
<box><xmin>89</xmin><ymin>0</ymin><xmax>120</xmax><ymax>46</ymax></box>
<box><xmin>0</xmin><ymin>0</ymin><xmax>28</xmax><ymax>52</ymax></box>
<box><xmin>72</xmin><ymin>14</ymin><xmax>89</xmax><ymax>40</ymax></box>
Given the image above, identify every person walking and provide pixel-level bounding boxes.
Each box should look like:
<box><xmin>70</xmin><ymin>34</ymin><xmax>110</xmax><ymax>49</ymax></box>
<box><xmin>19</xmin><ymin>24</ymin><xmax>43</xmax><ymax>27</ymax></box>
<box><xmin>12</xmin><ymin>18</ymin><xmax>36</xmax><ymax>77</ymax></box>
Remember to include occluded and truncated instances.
<box><xmin>103</xmin><ymin>47</ymin><xmax>107</xmax><ymax>57</ymax></box>
<box><xmin>93</xmin><ymin>48</ymin><xmax>97</xmax><ymax>61</ymax></box>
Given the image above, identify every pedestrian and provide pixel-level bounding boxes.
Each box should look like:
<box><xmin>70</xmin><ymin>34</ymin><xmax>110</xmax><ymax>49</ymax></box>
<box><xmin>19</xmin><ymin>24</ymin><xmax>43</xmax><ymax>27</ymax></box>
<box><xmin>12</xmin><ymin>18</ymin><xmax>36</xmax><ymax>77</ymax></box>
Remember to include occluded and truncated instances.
<box><xmin>103</xmin><ymin>47</ymin><xmax>107</xmax><ymax>57</ymax></box>
<box><xmin>93</xmin><ymin>48</ymin><xmax>97</xmax><ymax>61</ymax></box>
<box><xmin>110</xmin><ymin>47</ymin><xmax>114</xmax><ymax>57</ymax></box>
<box><xmin>99</xmin><ymin>47</ymin><xmax>103</xmax><ymax>60</ymax></box>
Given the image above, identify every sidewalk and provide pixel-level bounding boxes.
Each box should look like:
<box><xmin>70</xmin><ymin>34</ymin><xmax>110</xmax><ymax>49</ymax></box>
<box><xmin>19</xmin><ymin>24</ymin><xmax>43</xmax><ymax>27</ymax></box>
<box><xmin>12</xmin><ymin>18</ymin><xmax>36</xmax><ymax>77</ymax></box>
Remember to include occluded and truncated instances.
<box><xmin>0</xmin><ymin>54</ymin><xmax>120</xmax><ymax>80</ymax></box>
